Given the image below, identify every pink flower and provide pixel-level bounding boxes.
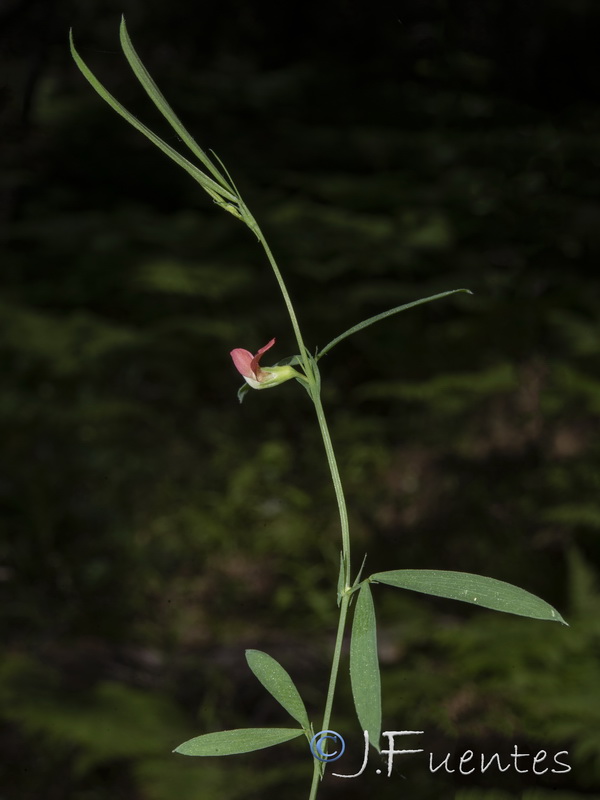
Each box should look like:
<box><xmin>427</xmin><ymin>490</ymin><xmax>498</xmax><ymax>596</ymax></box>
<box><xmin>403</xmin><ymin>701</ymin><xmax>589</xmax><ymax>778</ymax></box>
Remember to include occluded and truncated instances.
<box><xmin>230</xmin><ymin>338</ymin><xmax>299</xmax><ymax>390</ymax></box>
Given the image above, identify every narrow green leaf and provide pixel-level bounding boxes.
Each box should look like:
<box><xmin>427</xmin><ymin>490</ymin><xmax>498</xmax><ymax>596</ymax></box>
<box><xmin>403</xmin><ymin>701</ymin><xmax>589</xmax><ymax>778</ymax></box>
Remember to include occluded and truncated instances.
<box><xmin>68</xmin><ymin>30</ymin><xmax>237</xmax><ymax>205</ymax></box>
<box><xmin>245</xmin><ymin>650</ymin><xmax>310</xmax><ymax>730</ymax></box>
<box><xmin>370</xmin><ymin>570</ymin><xmax>567</xmax><ymax>625</ymax></box>
<box><xmin>317</xmin><ymin>289</ymin><xmax>472</xmax><ymax>360</ymax></box>
<box><xmin>174</xmin><ymin>727</ymin><xmax>303</xmax><ymax>756</ymax></box>
<box><xmin>350</xmin><ymin>582</ymin><xmax>381</xmax><ymax>751</ymax></box>
<box><xmin>118</xmin><ymin>17</ymin><xmax>232</xmax><ymax>192</ymax></box>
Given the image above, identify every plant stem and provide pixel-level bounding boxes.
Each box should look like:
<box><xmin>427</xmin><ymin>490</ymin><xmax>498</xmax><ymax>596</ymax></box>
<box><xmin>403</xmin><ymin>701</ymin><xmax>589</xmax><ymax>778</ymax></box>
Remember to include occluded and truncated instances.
<box><xmin>246</xmin><ymin>211</ymin><xmax>311</xmax><ymax>373</ymax></box>
<box><xmin>253</xmin><ymin>218</ymin><xmax>353</xmax><ymax>800</ymax></box>
<box><xmin>311</xmin><ymin>392</ymin><xmax>351</xmax><ymax>582</ymax></box>
<box><xmin>251</xmin><ymin>213</ymin><xmax>351</xmax><ymax>575</ymax></box>
<box><xmin>308</xmin><ymin>755</ymin><xmax>321</xmax><ymax>799</ymax></box>
<box><xmin>307</xmin><ymin>592</ymin><xmax>351</xmax><ymax>800</ymax></box>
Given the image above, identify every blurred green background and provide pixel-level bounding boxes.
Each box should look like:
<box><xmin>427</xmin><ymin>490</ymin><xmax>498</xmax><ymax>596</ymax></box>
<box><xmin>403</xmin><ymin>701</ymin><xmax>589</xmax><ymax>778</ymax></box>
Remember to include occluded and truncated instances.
<box><xmin>2</xmin><ymin>0</ymin><xmax>600</xmax><ymax>798</ymax></box>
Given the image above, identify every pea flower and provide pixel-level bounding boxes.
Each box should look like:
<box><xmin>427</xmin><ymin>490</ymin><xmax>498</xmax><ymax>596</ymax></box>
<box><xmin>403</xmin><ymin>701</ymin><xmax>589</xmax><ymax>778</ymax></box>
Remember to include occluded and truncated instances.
<box><xmin>230</xmin><ymin>338</ymin><xmax>300</xmax><ymax>390</ymax></box>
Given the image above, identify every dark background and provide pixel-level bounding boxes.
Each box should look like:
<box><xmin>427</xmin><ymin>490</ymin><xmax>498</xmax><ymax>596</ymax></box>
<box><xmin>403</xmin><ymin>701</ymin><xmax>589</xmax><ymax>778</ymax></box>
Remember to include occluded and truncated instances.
<box><xmin>2</xmin><ymin>1</ymin><xmax>600</xmax><ymax>798</ymax></box>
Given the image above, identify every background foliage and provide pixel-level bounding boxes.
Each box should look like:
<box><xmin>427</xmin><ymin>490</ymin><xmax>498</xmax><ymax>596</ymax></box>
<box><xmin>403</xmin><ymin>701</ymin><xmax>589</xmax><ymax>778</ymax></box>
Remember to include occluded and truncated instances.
<box><xmin>2</xmin><ymin>0</ymin><xmax>600</xmax><ymax>797</ymax></box>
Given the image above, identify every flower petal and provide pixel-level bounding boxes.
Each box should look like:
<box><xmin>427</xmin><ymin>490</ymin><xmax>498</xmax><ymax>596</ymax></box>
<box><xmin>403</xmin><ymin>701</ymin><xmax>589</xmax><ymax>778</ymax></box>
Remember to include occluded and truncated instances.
<box><xmin>250</xmin><ymin>338</ymin><xmax>276</xmax><ymax>379</ymax></box>
<box><xmin>255</xmin><ymin>338</ymin><xmax>276</xmax><ymax>358</ymax></box>
<box><xmin>230</xmin><ymin>348</ymin><xmax>255</xmax><ymax>378</ymax></box>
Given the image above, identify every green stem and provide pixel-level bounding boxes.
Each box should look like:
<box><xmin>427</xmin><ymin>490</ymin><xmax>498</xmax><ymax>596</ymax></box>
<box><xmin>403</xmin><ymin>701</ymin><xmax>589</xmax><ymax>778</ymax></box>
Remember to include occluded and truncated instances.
<box><xmin>320</xmin><ymin>594</ymin><xmax>351</xmax><ymax>730</ymax></box>
<box><xmin>307</xmin><ymin>593</ymin><xmax>351</xmax><ymax>800</ymax></box>
<box><xmin>308</xmin><ymin>756</ymin><xmax>321</xmax><ymax>800</ymax></box>
<box><xmin>252</xmin><ymin>213</ymin><xmax>351</xmax><ymax>578</ymax></box>
<box><xmin>311</xmin><ymin>392</ymin><xmax>351</xmax><ymax>582</ymax></box>
<box><xmin>253</xmin><ymin>214</ymin><xmax>353</xmax><ymax>800</ymax></box>
<box><xmin>246</xmin><ymin>210</ymin><xmax>311</xmax><ymax>374</ymax></box>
